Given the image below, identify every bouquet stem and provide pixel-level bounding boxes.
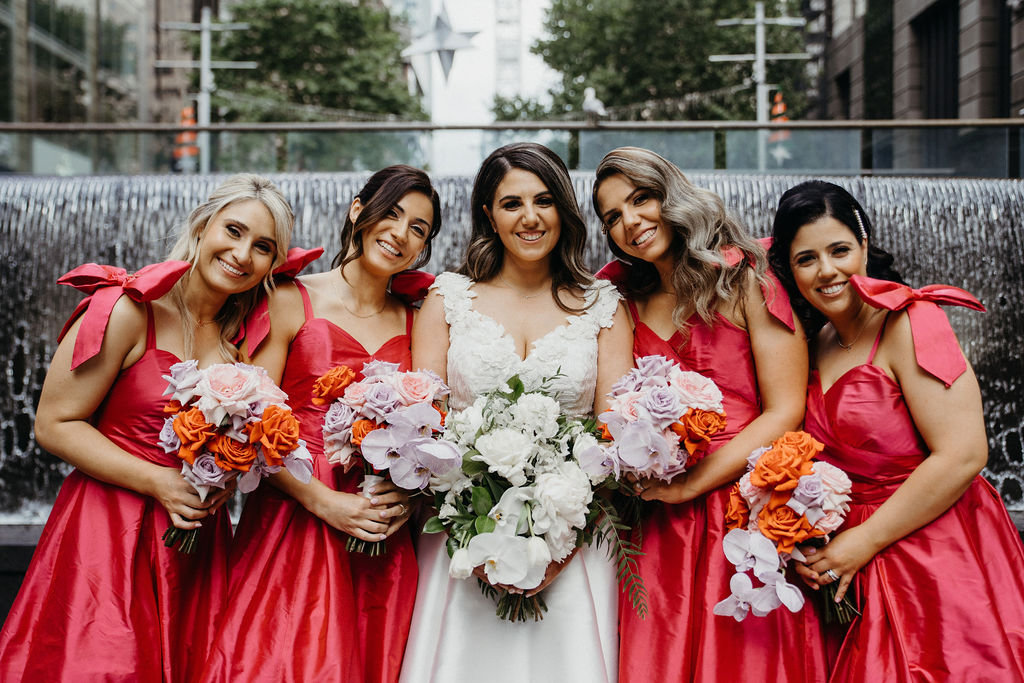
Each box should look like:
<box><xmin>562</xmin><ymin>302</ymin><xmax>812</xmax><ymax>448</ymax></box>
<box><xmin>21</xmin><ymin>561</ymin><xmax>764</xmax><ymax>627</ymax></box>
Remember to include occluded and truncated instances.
<box><xmin>820</xmin><ymin>583</ymin><xmax>860</xmax><ymax>624</ymax></box>
<box><xmin>162</xmin><ymin>525</ymin><xmax>200</xmax><ymax>554</ymax></box>
<box><xmin>348</xmin><ymin>473</ymin><xmax>388</xmax><ymax>556</ymax></box>
<box><xmin>478</xmin><ymin>579</ymin><xmax>548</xmax><ymax>621</ymax></box>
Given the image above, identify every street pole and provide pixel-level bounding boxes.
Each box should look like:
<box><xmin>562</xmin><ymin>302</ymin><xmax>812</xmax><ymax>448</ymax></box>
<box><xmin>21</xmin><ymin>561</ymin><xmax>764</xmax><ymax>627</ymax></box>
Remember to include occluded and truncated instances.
<box><xmin>710</xmin><ymin>1</ymin><xmax>808</xmax><ymax>171</ymax></box>
<box><xmin>157</xmin><ymin>8</ymin><xmax>256</xmax><ymax>174</ymax></box>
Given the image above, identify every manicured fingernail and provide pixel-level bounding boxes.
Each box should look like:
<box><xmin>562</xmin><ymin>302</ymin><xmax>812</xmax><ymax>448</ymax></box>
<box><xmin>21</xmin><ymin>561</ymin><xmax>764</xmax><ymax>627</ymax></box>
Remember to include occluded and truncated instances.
<box><xmin>367</xmin><ymin>486</ymin><xmax>377</xmax><ymax>494</ymax></box>
<box><xmin>370</xmin><ymin>497</ymin><xmax>379</xmax><ymax>505</ymax></box>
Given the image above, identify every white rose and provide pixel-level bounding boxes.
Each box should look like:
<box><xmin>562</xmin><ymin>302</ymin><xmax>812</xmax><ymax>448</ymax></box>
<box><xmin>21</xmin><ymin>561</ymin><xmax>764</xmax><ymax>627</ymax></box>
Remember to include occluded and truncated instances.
<box><xmin>512</xmin><ymin>393</ymin><xmax>561</xmax><ymax>440</ymax></box>
<box><xmin>473</xmin><ymin>428</ymin><xmax>534</xmax><ymax>487</ymax></box>
<box><xmin>429</xmin><ymin>463</ymin><xmax>471</xmax><ymax>494</ymax></box>
<box><xmin>448</xmin><ymin>402</ymin><xmax>486</xmax><ymax>443</ymax></box>
<box><xmin>531</xmin><ymin>460</ymin><xmax>593</xmax><ymax>544</ymax></box>
<box><xmin>449</xmin><ymin>548</ymin><xmax>475</xmax><ymax>580</ymax></box>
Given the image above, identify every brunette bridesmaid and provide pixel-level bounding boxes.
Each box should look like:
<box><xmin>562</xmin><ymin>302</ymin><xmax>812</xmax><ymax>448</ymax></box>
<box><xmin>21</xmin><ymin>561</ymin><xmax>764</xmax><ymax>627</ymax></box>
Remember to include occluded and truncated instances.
<box><xmin>593</xmin><ymin>147</ymin><xmax>827</xmax><ymax>682</ymax></box>
<box><xmin>771</xmin><ymin>180</ymin><xmax>1024</xmax><ymax>681</ymax></box>
<box><xmin>204</xmin><ymin>166</ymin><xmax>442</xmax><ymax>683</ymax></box>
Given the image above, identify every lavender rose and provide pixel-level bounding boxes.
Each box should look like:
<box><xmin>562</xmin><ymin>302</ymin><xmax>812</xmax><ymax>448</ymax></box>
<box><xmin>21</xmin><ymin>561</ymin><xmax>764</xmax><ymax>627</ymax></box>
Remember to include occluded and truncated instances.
<box><xmin>323</xmin><ymin>401</ymin><xmax>357</xmax><ymax>436</ymax></box>
<box><xmin>360</xmin><ymin>382</ymin><xmax>403</xmax><ymax>423</ymax></box>
<box><xmin>159</xmin><ymin>416</ymin><xmax>182</xmax><ymax>454</ymax></box>
<box><xmin>635</xmin><ymin>355</ymin><xmax>676</xmax><ymax>385</ymax></box>
<box><xmin>639</xmin><ymin>385</ymin><xmax>683</xmax><ymax>429</ymax></box>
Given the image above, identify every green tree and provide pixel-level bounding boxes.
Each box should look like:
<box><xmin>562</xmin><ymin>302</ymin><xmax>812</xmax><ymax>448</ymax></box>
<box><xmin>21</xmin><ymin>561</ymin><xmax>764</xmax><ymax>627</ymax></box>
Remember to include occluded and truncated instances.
<box><xmin>206</xmin><ymin>0</ymin><xmax>426</xmax><ymax>171</ymax></box>
<box><xmin>496</xmin><ymin>0</ymin><xmax>811</xmax><ymax>122</ymax></box>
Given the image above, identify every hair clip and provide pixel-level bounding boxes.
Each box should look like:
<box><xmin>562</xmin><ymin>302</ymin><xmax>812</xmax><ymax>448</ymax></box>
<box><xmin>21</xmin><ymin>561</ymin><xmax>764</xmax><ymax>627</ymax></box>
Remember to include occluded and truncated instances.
<box><xmin>853</xmin><ymin>209</ymin><xmax>868</xmax><ymax>241</ymax></box>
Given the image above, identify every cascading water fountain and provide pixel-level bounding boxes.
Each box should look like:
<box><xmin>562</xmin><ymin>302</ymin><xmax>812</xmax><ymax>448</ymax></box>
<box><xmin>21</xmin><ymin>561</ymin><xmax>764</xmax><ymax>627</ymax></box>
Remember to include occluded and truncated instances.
<box><xmin>1</xmin><ymin>173</ymin><xmax>1021</xmax><ymax>526</ymax></box>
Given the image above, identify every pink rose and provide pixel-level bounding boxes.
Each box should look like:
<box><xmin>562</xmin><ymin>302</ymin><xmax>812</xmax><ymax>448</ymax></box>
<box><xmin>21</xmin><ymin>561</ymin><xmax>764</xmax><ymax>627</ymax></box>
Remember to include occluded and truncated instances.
<box><xmin>814</xmin><ymin>510</ymin><xmax>846</xmax><ymax>534</ymax></box>
<box><xmin>195</xmin><ymin>363</ymin><xmax>262</xmax><ymax>424</ymax></box>
<box><xmin>394</xmin><ymin>371</ymin><xmax>438</xmax><ymax>405</ymax></box>
<box><xmin>608</xmin><ymin>391</ymin><xmax>644</xmax><ymax>422</ymax></box>
<box><xmin>738</xmin><ymin>471</ymin><xmax>770</xmax><ymax>513</ymax></box>
<box><xmin>341</xmin><ymin>380</ymin><xmax>370</xmax><ymax>409</ymax></box>
<box><xmin>670</xmin><ymin>368</ymin><xmax>724</xmax><ymax>413</ymax></box>
<box><xmin>256</xmin><ymin>371</ymin><xmax>288</xmax><ymax>405</ymax></box>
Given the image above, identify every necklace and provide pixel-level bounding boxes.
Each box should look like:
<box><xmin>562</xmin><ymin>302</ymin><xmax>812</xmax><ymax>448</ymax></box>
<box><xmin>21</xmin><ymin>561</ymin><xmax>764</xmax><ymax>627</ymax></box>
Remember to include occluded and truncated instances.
<box><xmin>498</xmin><ymin>273</ymin><xmax>548</xmax><ymax>300</ymax></box>
<box><xmin>835</xmin><ymin>308</ymin><xmax>880</xmax><ymax>350</ymax></box>
<box><xmin>335</xmin><ymin>270</ymin><xmax>387</xmax><ymax>318</ymax></box>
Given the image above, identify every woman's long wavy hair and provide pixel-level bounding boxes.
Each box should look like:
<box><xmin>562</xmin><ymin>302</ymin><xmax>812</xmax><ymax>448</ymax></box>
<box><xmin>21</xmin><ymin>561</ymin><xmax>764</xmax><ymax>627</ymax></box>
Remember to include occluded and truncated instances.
<box><xmin>769</xmin><ymin>180</ymin><xmax>906</xmax><ymax>336</ymax></box>
<box><xmin>460</xmin><ymin>142</ymin><xmax>593</xmax><ymax>312</ymax></box>
<box><xmin>166</xmin><ymin>173</ymin><xmax>294</xmax><ymax>361</ymax></box>
<box><xmin>331</xmin><ymin>165</ymin><xmax>443</xmax><ymax>273</ymax></box>
<box><xmin>592</xmin><ymin>146</ymin><xmax>767</xmax><ymax>331</ymax></box>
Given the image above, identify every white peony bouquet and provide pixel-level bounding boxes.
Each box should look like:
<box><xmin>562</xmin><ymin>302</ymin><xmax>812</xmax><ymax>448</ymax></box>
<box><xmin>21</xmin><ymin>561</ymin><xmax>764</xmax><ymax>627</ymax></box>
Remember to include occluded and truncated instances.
<box><xmin>424</xmin><ymin>375</ymin><xmax>645</xmax><ymax>622</ymax></box>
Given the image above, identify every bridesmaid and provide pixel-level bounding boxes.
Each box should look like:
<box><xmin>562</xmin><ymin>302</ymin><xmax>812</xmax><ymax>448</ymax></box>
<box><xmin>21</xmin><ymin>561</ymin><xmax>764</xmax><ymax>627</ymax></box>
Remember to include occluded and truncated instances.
<box><xmin>770</xmin><ymin>180</ymin><xmax>1024</xmax><ymax>681</ymax></box>
<box><xmin>0</xmin><ymin>174</ymin><xmax>294</xmax><ymax>681</ymax></box>
<box><xmin>592</xmin><ymin>147</ymin><xmax>826</xmax><ymax>682</ymax></box>
<box><xmin>204</xmin><ymin>165</ymin><xmax>442</xmax><ymax>683</ymax></box>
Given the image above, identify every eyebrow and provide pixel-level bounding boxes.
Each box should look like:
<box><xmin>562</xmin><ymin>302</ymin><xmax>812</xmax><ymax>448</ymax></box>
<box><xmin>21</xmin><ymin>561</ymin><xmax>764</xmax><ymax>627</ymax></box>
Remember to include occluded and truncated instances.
<box><xmin>223</xmin><ymin>216</ymin><xmax>278</xmax><ymax>247</ymax></box>
<box><xmin>498</xmin><ymin>190</ymin><xmax>552</xmax><ymax>203</ymax></box>
<box><xmin>792</xmin><ymin>240</ymin><xmax>853</xmax><ymax>257</ymax></box>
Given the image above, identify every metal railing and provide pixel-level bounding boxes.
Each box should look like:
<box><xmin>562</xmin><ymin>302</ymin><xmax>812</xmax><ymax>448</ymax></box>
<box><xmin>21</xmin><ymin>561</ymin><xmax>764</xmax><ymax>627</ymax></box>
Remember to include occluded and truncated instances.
<box><xmin>1</xmin><ymin>119</ymin><xmax>1021</xmax><ymax>177</ymax></box>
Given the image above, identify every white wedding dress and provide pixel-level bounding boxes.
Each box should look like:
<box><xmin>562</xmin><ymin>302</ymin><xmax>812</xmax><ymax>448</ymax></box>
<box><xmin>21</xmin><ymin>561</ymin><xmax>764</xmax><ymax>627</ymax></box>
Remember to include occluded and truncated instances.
<box><xmin>400</xmin><ymin>272</ymin><xmax>622</xmax><ymax>683</ymax></box>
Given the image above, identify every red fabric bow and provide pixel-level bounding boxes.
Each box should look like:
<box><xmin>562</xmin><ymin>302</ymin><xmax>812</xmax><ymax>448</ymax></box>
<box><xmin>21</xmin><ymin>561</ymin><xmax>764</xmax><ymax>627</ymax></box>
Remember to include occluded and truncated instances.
<box><xmin>57</xmin><ymin>261</ymin><xmax>192</xmax><ymax>370</ymax></box>
<box><xmin>850</xmin><ymin>275</ymin><xmax>985</xmax><ymax>387</ymax></box>
<box><xmin>389</xmin><ymin>270</ymin><xmax>436</xmax><ymax>305</ymax></box>
<box><xmin>237</xmin><ymin>247</ymin><xmax>324</xmax><ymax>352</ymax></box>
<box><xmin>273</xmin><ymin>246</ymin><xmax>324</xmax><ymax>279</ymax></box>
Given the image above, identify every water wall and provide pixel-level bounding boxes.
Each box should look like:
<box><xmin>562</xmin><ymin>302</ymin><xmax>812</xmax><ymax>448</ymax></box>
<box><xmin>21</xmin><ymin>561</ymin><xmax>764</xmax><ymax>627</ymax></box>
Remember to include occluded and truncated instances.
<box><xmin>1</xmin><ymin>173</ymin><xmax>1021</xmax><ymax>521</ymax></box>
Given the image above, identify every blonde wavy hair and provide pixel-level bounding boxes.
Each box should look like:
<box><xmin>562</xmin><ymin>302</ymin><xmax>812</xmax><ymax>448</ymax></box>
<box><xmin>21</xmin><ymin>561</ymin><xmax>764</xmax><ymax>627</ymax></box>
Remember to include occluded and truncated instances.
<box><xmin>166</xmin><ymin>173</ymin><xmax>294</xmax><ymax>361</ymax></box>
<box><xmin>593</xmin><ymin>147</ymin><xmax>766</xmax><ymax>331</ymax></box>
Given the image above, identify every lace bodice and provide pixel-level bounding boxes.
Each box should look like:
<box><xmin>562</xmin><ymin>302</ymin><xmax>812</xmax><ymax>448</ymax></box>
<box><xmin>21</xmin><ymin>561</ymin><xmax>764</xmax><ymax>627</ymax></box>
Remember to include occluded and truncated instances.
<box><xmin>433</xmin><ymin>272</ymin><xmax>621</xmax><ymax>418</ymax></box>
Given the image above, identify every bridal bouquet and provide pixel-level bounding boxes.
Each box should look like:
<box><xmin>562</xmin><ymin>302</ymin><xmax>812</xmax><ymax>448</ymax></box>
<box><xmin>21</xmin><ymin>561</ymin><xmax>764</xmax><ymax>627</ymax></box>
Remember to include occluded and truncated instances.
<box><xmin>158</xmin><ymin>361</ymin><xmax>313</xmax><ymax>554</ymax></box>
<box><xmin>713</xmin><ymin>431</ymin><xmax>858</xmax><ymax>623</ymax></box>
<box><xmin>581</xmin><ymin>355</ymin><xmax>727</xmax><ymax>484</ymax></box>
<box><xmin>312</xmin><ymin>360</ymin><xmax>462</xmax><ymax>555</ymax></box>
<box><xmin>425</xmin><ymin>375</ymin><xmax>645</xmax><ymax>622</ymax></box>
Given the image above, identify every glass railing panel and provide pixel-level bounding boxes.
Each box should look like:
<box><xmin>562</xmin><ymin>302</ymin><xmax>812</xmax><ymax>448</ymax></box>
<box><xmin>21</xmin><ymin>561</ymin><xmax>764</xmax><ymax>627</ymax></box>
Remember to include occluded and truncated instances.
<box><xmin>724</xmin><ymin>128</ymin><xmax>861</xmax><ymax>173</ymax></box>
<box><xmin>872</xmin><ymin>127</ymin><xmax>1009</xmax><ymax>177</ymax></box>
<box><xmin>578</xmin><ymin>130</ymin><xmax>715</xmax><ymax>171</ymax></box>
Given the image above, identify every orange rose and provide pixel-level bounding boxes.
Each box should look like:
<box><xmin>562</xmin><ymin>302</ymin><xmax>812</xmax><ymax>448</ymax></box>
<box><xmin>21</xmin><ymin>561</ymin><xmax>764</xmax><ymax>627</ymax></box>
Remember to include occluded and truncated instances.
<box><xmin>435</xmin><ymin>404</ymin><xmax>447</xmax><ymax>429</ymax></box>
<box><xmin>724</xmin><ymin>483</ymin><xmax>750</xmax><ymax>531</ymax></box>
<box><xmin>207</xmin><ymin>433</ymin><xmax>261</xmax><ymax>472</ymax></box>
<box><xmin>351</xmin><ymin>418</ymin><xmax>382</xmax><ymax>446</ymax></box>
<box><xmin>172</xmin><ymin>407</ymin><xmax>216</xmax><ymax>465</ymax></box>
<box><xmin>248</xmin><ymin>404</ymin><xmax>301</xmax><ymax>467</ymax></box>
<box><xmin>163</xmin><ymin>399</ymin><xmax>183</xmax><ymax>415</ymax></box>
<box><xmin>598</xmin><ymin>422</ymin><xmax>613</xmax><ymax>441</ymax></box>
<box><xmin>756</xmin><ymin>492</ymin><xmax>825</xmax><ymax>554</ymax></box>
<box><xmin>311</xmin><ymin>365</ymin><xmax>357</xmax><ymax>405</ymax></box>
<box><xmin>749</xmin><ymin>431</ymin><xmax>819</xmax><ymax>492</ymax></box>
<box><xmin>677</xmin><ymin>408</ymin><xmax>728</xmax><ymax>462</ymax></box>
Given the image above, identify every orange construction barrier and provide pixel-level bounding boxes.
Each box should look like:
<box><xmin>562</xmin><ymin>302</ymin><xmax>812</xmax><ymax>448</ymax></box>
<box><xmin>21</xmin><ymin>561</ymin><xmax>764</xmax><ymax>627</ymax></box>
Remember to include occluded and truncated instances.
<box><xmin>173</xmin><ymin>106</ymin><xmax>199</xmax><ymax>162</ymax></box>
<box><xmin>768</xmin><ymin>92</ymin><xmax>790</xmax><ymax>142</ymax></box>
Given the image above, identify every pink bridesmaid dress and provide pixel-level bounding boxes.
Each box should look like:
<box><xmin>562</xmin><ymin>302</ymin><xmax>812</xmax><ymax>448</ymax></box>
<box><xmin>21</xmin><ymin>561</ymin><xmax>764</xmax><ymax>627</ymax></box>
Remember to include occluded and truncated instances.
<box><xmin>204</xmin><ymin>275</ymin><xmax>425</xmax><ymax>683</ymax></box>
<box><xmin>599</xmin><ymin>257</ymin><xmax>828</xmax><ymax>683</ymax></box>
<box><xmin>0</xmin><ymin>262</ymin><xmax>232</xmax><ymax>682</ymax></box>
<box><xmin>804</xmin><ymin>275</ymin><xmax>1024</xmax><ymax>682</ymax></box>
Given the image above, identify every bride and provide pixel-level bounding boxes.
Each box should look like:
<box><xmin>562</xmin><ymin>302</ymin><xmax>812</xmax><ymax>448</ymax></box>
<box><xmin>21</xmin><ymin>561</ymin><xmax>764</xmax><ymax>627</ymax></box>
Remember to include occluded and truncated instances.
<box><xmin>400</xmin><ymin>143</ymin><xmax>633</xmax><ymax>682</ymax></box>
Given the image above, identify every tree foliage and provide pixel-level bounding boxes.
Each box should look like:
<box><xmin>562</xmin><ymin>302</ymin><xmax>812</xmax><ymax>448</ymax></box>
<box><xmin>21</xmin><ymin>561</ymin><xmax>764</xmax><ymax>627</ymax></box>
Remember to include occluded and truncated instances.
<box><xmin>209</xmin><ymin>0</ymin><xmax>424</xmax><ymax>121</ymax></box>
<box><xmin>496</xmin><ymin>0</ymin><xmax>811</xmax><ymax>121</ymax></box>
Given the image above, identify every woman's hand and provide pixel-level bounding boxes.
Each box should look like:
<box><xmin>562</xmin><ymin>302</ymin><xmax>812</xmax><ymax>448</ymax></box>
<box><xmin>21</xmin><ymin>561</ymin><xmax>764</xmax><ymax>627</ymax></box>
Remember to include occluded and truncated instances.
<box><xmin>312</xmin><ymin>479</ymin><xmax>411</xmax><ymax>542</ymax></box>
<box><xmin>795</xmin><ymin>525</ymin><xmax>880</xmax><ymax>603</ymax></box>
<box><xmin>525</xmin><ymin>547</ymin><xmax>580</xmax><ymax>597</ymax></box>
<box><xmin>639</xmin><ymin>473</ymin><xmax>699</xmax><ymax>504</ymax></box>
<box><xmin>147</xmin><ymin>465</ymin><xmax>224</xmax><ymax>530</ymax></box>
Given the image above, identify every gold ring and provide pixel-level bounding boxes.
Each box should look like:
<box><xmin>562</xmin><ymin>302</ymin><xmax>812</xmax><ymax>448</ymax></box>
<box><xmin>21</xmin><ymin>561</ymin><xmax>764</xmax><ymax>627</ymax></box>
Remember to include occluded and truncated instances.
<box><xmin>398</xmin><ymin>503</ymin><xmax>408</xmax><ymax>516</ymax></box>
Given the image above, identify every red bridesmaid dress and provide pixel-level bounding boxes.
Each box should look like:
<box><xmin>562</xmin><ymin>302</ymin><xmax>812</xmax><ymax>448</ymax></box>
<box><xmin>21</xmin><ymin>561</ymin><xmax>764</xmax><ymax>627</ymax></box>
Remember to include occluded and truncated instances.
<box><xmin>599</xmin><ymin>258</ymin><xmax>828</xmax><ymax>683</ymax></box>
<box><xmin>0</xmin><ymin>262</ymin><xmax>232</xmax><ymax>683</ymax></box>
<box><xmin>804</xmin><ymin>276</ymin><xmax>1024</xmax><ymax>682</ymax></box>
<box><xmin>203</xmin><ymin>279</ymin><xmax>420</xmax><ymax>683</ymax></box>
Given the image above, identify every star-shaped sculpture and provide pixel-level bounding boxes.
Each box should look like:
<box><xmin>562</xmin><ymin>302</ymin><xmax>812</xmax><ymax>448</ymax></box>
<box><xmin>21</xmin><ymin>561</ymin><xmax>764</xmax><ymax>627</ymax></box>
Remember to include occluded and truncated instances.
<box><xmin>770</xmin><ymin>143</ymin><xmax>792</xmax><ymax>166</ymax></box>
<box><xmin>401</xmin><ymin>2</ymin><xmax>478</xmax><ymax>81</ymax></box>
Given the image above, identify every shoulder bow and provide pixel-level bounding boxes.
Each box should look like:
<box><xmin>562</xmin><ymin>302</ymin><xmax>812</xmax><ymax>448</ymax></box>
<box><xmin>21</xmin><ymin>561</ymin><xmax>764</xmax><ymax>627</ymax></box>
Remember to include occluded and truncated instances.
<box><xmin>238</xmin><ymin>246</ymin><xmax>324</xmax><ymax>354</ymax></box>
<box><xmin>57</xmin><ymin>261</ymin><xmax>192</xmax><ymax>370</ymax></box>
<box><xmin>389</xmin><ymin>269</ymin><xmax>436</xmax><ymax>305</ymax></box>
<box><xmin>850</xmin><ymin>275</ymin><xmax>985</xmax><ymax>387</ymax></box>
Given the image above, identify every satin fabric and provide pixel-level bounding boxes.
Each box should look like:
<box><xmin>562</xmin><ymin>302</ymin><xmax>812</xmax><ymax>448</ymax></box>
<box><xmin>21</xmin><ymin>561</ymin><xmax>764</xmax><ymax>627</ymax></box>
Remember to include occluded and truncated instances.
<box><xmin>203</xmin><ymin>282</ymin><xmax>418</xmax><ymax>683</ymax></box>
<box><xmin>0</xmin><ymin>287</ymin><xmax>231</xmax><ymax>682</ymax></box>
<box><xmin>598</xmin><ymin>260</ymin><xmax>828</xmax><ymax>683</ymax></box>
<box><xmin>805</xmin><ymin>285</ymin><xmax>1024</xmax><ymax>682</ymax></box>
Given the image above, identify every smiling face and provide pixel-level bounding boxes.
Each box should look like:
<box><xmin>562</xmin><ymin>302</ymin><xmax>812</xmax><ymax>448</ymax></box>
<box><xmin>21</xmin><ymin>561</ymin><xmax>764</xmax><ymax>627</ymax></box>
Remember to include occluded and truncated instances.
<box><xmin>594</xmin><ymin>173</ymin><xmax>673</xmax><ymax>269</ymax></box>
<box><xmin>194</xmin><ymin>198</ymin><xmax>278</xmax><ymax>295</ymax></box>
<box><xmin>483</xmin><ymin>167</ymin><xmax>562</xmax><ymax>268</ymax></box>
<box><xmin>355</xmin><ymin>190</ymin><xmax>433</xmax><ymax>276</ymax></box>
<box><xmin>788</xmin><ymin>215</ymin><xmax>869</xmax><ymax>320</ymax></box>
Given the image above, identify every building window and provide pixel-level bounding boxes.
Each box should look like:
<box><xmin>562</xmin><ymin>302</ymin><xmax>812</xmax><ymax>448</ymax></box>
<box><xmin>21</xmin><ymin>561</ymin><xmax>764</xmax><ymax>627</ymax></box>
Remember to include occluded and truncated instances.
<box><xmin>912</xmin><ymin>0</ymin><xmax>959</xmax><ymax>119</ymax></box>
